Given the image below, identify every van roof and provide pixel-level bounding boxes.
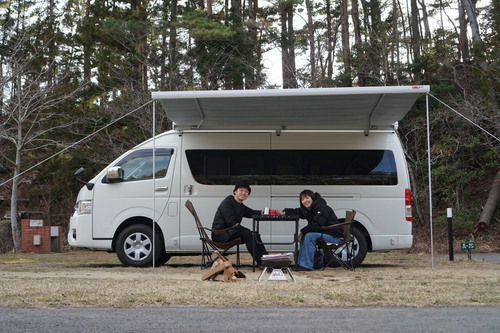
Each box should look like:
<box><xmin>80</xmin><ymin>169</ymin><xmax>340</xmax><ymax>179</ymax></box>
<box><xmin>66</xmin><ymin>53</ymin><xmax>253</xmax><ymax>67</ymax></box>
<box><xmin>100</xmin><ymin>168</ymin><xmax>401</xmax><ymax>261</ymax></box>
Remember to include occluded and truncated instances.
<box><xmin>152</xmin><ymin>86</ymin><xmax>430</xmax><ymax>132</ymax></box>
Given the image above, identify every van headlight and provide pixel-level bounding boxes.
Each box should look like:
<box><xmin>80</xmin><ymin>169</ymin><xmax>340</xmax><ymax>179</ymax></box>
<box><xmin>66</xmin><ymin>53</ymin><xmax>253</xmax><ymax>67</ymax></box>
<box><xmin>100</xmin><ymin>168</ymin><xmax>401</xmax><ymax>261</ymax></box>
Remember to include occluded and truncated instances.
<box><xmin>75</xmin><ymin>200</ymin><xmax>92</xmax><ymax>215</ymax></box>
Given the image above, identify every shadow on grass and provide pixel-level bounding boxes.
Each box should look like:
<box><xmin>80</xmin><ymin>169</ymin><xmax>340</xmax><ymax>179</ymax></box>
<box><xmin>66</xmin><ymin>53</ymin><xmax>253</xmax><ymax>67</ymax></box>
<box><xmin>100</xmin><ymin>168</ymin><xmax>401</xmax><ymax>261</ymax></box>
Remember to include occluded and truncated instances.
<box><xmin>164</xmin><ymin>263</ymin><xmax>199</xmax><ymax>268</ymax></box>
<box><xmin>74</xmin><ymin>263</ymin><xmax>203</xmax><ymax>269</ymax></box>
<box><xmin>58</xmin><ymin>261</ymin><xmax>404</xmax><ymax>270</ymax></box>
<box><xmin>72</xmin><ymin>263</ymin><xmax>124</xmax><ymax>268</ymax></box>
<box><xmin>356</xmin><ymin>263</ymin><xmax>403</xmax><ymax>268</ymax></box>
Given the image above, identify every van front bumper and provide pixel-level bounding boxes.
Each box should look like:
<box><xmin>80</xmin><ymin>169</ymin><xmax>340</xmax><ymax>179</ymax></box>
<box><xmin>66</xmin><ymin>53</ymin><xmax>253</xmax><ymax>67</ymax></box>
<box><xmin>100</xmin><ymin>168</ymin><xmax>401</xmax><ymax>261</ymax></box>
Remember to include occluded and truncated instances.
<box><xmin>68</xmin><ymin>213</ymin><xmax>95</xmax><ymax>248</ymax></box>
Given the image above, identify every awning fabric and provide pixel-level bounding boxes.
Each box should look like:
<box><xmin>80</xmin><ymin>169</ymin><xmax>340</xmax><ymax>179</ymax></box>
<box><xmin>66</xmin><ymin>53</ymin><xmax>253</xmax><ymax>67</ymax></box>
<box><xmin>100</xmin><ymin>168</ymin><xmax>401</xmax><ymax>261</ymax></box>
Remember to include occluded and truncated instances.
<box><xmin>152</xmin><ymin>86</ymin><xmax>430</xmax><ymax>132</ymax></box>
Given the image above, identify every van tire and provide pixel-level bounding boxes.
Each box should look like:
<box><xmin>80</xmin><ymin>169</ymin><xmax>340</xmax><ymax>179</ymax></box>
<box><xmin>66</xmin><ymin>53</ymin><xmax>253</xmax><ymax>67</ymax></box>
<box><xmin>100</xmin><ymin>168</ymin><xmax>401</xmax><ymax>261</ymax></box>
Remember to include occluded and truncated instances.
<box><xmin>116</xmin><ymin>224</ymin><xmax>161</xmax><ymax>267</ymax></box>
<box><xmin>156</xmin><ymin>253</ymin><xmax>171</xmax><ymax>266</ymax></box>
<box><xmin>324</xmin><ymin>226</ymin><xmax>367</xmax><ymax>268</ymax></box>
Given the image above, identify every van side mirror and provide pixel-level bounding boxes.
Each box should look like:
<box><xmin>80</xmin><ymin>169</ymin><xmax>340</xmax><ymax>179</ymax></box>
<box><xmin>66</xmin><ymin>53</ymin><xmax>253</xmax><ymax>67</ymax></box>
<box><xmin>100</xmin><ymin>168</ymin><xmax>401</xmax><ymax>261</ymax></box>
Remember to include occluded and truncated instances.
<box><xmin>74</xmin><ymin>167</ymin><xmax>95</xmax><ymax>190</ymax></box>
<box><xmin>106</xmin><ymin>166</ymin><xmax>124</xmax><ymax>183</ymax></box>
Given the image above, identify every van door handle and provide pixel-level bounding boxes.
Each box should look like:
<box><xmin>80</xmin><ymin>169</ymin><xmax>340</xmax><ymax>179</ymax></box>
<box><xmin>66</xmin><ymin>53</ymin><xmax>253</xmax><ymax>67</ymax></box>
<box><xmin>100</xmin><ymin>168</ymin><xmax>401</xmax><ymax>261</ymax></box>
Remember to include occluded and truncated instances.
<box><xmin>155</xmin><ymin>187</ymin><xmax>169</xmax><ymax>192</ymax></box>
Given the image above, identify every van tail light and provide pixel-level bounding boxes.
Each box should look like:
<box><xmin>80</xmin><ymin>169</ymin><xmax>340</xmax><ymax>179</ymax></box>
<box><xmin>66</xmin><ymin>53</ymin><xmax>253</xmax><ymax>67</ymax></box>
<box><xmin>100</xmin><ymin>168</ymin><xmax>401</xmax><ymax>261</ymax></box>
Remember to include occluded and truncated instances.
<box><xmin>405</xmin><ymin>188</ymin><xmax>412</xmax><ymax>221</ymax></box>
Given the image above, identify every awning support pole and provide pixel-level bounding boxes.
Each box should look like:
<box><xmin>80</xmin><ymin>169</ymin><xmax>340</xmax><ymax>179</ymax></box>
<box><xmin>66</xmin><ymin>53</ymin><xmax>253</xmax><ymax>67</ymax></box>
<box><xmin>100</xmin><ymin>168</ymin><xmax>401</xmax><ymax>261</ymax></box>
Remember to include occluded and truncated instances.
<box><xmin>426</xmin><ymin>93</ymin><xmax>434</xmax><ymax>270</ymax></box>
<box><xmin>365</xmin><ymin>94</ymin><xmax>385</xmax><ymax>136</ymax></box>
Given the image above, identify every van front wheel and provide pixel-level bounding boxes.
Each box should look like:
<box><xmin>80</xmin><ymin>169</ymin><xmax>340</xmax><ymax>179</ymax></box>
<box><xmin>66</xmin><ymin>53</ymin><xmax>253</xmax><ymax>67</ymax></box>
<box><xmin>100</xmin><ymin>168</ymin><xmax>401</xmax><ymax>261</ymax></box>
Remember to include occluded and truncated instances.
<box><xmin>116</xmin><ymin>224</ymin><xmax>161</xmax><ymax>267</ymax></box>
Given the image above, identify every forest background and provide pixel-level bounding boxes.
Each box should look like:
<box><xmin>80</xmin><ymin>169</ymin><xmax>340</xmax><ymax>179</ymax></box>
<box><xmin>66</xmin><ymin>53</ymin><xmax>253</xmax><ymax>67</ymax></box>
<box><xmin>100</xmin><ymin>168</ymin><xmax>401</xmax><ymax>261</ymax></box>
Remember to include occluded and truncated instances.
<box><xmin>0</xmin><ymin>0</ymin><xmax>499</xmax><ymax>253</ymax></box>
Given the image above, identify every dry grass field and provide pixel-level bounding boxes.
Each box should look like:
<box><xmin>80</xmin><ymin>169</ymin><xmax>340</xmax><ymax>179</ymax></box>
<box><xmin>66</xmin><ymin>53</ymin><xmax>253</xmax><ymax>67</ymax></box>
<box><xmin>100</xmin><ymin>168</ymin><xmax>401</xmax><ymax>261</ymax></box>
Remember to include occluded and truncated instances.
<box><xmin>1</xmin><ymin>249</ymin><xmax>499</xmax><ymax>309</ymax></box>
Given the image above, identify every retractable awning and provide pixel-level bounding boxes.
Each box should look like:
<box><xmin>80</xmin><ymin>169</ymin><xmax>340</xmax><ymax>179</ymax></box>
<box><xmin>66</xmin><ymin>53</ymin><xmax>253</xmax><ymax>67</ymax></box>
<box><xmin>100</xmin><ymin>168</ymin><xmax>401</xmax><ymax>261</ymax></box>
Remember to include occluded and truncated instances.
<box><xmin>151</xmin><ymin>86</ymin><xmax>430</xmax><ymax>132</ymax></box>
<box><xmin>150</xmin><ymin>85</ymin><xmax>439</xmax><ymax>269</ymax></box>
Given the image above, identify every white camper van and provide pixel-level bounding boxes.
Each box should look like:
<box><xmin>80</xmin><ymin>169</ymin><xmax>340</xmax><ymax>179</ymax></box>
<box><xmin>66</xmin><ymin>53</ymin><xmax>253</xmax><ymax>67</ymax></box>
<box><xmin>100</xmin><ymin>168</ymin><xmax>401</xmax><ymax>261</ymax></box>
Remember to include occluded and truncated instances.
<box><xmin>68</xmin><ymin>86</ymin><xmax>430</xmax><ymax>267</ymax></box>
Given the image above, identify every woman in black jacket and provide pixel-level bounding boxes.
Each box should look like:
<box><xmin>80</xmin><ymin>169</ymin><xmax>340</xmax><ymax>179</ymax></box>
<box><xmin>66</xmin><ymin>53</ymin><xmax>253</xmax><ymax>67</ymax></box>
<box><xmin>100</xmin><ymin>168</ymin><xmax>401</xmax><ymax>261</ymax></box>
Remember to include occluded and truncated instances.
<box><xmin>212</xmin><ymin>180</ymin><xmax>268</xmax><ymax>267</ymax></box>
<box><xmin>280</xmin><ymin>189</ymin><xmax>341</xmax><ymax>271</ymax></box>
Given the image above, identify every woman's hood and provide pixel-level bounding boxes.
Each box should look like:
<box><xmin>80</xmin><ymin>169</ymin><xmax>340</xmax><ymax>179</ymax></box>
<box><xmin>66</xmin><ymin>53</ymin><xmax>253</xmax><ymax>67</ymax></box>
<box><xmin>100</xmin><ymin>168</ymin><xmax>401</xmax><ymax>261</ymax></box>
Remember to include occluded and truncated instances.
<box><xmin>312</xmin><ymin>192</ymin><xmax>327</xmax><ymax>207</ymax></box>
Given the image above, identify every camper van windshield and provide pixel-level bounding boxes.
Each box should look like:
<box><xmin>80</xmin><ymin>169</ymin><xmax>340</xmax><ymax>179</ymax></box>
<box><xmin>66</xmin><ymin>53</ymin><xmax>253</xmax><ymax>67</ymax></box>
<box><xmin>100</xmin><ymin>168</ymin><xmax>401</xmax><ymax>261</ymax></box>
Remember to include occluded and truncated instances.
<box><xmin>186</xmin><ymin>149</ymin><xmax>397</xmax><ymax>186</ymax></box>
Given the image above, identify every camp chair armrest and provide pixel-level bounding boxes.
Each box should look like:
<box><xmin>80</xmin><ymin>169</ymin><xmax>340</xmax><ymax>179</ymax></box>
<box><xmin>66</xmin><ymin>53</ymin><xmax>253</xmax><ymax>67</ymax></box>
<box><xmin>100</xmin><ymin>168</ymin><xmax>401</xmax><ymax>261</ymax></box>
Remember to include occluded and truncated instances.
<box><xmin>321</xmin><ymin>221</ymin><xmax>353</xmax><ymax>230</ymax></box>
<box><xmin>203</xmin><ymin>223</ymin><xmax>240</xmax><ymax>234</ymax></box>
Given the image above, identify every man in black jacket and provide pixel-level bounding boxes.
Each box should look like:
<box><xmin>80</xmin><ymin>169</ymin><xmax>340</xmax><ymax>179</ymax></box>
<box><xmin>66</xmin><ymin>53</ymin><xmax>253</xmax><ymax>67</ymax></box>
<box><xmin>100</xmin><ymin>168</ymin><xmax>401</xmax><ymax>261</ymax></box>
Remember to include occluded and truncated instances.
<box><xmin>212</xmin><ymin>180</ymin><xmax>268</xmax><ymax>267</ymax></box>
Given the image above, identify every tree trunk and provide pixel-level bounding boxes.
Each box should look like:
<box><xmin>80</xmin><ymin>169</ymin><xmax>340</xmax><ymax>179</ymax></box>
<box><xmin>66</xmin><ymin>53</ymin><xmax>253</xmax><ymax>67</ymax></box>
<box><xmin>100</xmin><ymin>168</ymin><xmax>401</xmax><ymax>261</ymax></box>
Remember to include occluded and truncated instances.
<box><xmin>351</xmin><ymin>0</ymin><xmax>364</xmax><ymax>86</ymax></box>
<box><xmin>170</xmin><ymin>0</ymin><xmax>178</xmax><ymax>79</ymax></box>
<box><xmin>231</xmin><ymin>0</ymin><xmax>241</xmax><ymax>24</ymax></box>
<box><xmin>281</xmin><ymin>3</ymin><xmax>297</xmax><ymax>89</ymax></box>
<box><xmin>9</xmin><ymin>69</ymin><xmax>23</xmax><ymax>252</ymax></box>
<box><xmin>246</xmin><ymin>0</ymin><xmax>259</xmax><ymax>89</ymax></box>
<box><xmin>351</xmin><ymin>0</ymin><xmax>360</xmax><ymax>43</ymax></box>
<box><xmin>340</xmin><ymin>0</ymin><xmax>351</xmax><ymax>85</ymax></box>
<box><xmin>286</xmin><ymin>4</ymin><xmax>297</xmax><ymax>88</ymax></box>
<box><xmin>47</xmin><ymin>0</ymin><xmax>55</xmax><ymax>87</ymax></box>
<box><xmin>206</xmin><ymin>0</ymin><xmax>212</xmax><ymax>18</ymax></box>
<box><xmin>410</xmin><ymin>0</ymin><xmax>420</xmax><ymax>59</ymax></box>
<box><xmin>305</xmin><ymin>0</ymin><xmax>317</xmax><ymax>87</ymax></box>
<box><xmin>417</xmin><ymin>0</ymin><xmax>431</xmax><ymax>41</ymax></box>
<box><xmin>10</xmin><ymin>125</ymin><xmax>22</xmax><ymax>252</ymax></box>
<box><xmin>410</xmin><ymin>0</ymin><xmax>422</xmax><ymax>81</ymax></box>
<box><xmin>396</xmin><ymin>0</ymin><xmax>411</xmax><ymax>65</ymax></box>
<box><xmin>391</xmin><ymin>0</ymin><xmax>400</xmax><ymax>70</ymax></box>
<box><xmin>325</xmin><ymin>0</ymin><xmax>334</xmax><ymax>80</ymax></box>
<box><xmin>10</xmin><ymin>174</ymin><xmax>21</xmax><ymax>252</ymax></box>
<box><xmin>462</xmin><ymin>0</ymin><xmax>481</xmax><ymax>44</ymax></box>
<box><xmin>477</xmin><ymin>169</ymin><xmax>500</xmax><ymax>231</ymax></box>
<box><xmin>462</xmin><ymin>0</ymin><xmax>487</xmax><ymax>68</ymax></box>
<box><xmin>83</xmin><ymin>0</ymin><xmax>91</xmax><ymax>82</ymax></box>
<box><xmin>458</xmin><ymin>0</ymin><xmax>469</xmax><ymax>63</ymax></box>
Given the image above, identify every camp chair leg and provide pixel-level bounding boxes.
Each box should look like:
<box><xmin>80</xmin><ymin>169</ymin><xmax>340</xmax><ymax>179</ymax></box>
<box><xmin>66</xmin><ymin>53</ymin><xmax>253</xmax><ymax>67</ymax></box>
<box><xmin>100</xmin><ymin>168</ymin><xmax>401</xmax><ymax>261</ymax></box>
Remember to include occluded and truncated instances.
<box><xmin>324</xmin><ymin>255</ymin><xmax>349</xmax><ymax>270</ymax></box>
<box><xmin>323</xmin><ymin>252</ymin><xmax>349</xmax><ymax>270</ymax></box>
<box><xmin>322</xmin><ymin>244</ymin><xmax>355</xmax><ymax>271</ymax></box>
<box><xmin>235</xmin><ymin>244</ymin><xmax>240</xmax><ymax>267</ymax></box>
<box><xmin>200</xmin><ymin>241</ymin><xmax>214</xmax><ymax>269</ymax></box>
<box><xmin>202</xmin><ymin>244</ymin><xmax>240</xmax><ymax>269</ymax></box>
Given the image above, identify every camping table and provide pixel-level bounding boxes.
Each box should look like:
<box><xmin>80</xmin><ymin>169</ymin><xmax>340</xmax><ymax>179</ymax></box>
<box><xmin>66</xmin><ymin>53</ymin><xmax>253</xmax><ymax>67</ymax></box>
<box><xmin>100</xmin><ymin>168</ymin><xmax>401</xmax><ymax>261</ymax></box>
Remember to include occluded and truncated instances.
<box><xmin>251</xmin><ymin>215</ymin><xmax>300</xmax><ymax>272</ymax></box>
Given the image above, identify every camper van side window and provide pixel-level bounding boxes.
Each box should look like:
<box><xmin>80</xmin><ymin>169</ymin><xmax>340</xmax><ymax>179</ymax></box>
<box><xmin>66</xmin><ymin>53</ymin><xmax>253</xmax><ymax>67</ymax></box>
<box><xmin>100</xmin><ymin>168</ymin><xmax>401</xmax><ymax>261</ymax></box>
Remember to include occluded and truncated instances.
<box><xmin>186</xmin><ymin>149</ymin><xmax>397</xmax><ymax>186</ymax></box>
<box><xmin>110</xmin><ymin>149</ymin><xmax>172</xmax><ymax>182</ymax></box>
<box><xmin>186</xmin><ymin>150</ymin><xmax>270</xmax><ymax>185</ymax></box>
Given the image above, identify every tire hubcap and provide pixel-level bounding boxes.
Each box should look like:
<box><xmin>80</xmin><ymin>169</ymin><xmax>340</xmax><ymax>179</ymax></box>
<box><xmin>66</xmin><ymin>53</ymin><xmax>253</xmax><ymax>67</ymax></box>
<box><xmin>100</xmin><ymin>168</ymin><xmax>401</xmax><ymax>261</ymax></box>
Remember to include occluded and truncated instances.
<box><xmin>123</xmin><ymin>232</ymin><xmax>151</xmax><ymax>261</ymax></box>
<box><xmin>335</xmin><ymin>237</ymin><xmax>359</xmax><ymax>261</ymax></box>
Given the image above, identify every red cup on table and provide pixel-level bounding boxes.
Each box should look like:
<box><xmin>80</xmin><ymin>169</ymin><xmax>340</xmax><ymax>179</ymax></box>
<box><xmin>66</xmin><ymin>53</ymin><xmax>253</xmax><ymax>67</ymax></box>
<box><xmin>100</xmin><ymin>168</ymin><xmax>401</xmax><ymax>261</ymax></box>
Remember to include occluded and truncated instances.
<box><xmin>269</xmin><ymin>209</ymin><xmax>278</xmax><ymax>215</ymax></box>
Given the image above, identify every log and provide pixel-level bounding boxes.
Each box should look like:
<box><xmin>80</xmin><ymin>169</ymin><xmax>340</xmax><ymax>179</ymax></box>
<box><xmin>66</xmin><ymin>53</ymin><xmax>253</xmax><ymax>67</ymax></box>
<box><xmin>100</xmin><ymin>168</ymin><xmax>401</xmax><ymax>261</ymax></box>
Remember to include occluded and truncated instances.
<box><xmin>201</xmin><ymin>260</ymin><xmax>229</xmax><ymax>281</ymax></box>
<box><xmin>201</xmin><ymin>251</ymin><xmax>246</xmax><ymax>282</ymax></box>
<box><xmin>477</xmin><ymin>169</ymin><xmax>500</xmax><ymax>231</ymax></box>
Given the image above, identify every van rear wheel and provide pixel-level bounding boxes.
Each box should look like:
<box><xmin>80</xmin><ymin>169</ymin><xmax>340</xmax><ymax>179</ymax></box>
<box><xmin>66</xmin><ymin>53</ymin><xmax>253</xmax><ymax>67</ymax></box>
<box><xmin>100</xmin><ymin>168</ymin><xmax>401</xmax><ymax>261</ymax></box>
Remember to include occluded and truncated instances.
<box><xmin>156</xmin><ymin>252</ymin><xmax>171</xmax><ymax>266</ymax></box>
<box><xmin>324</xmin><ymin>227</ymin><xmax>367</xmax><ymax>268</ymax></box>
<box><xmin>116</xmin><ymin>224</ymin><xmax>161</xmax><ymax>267</ymax></box>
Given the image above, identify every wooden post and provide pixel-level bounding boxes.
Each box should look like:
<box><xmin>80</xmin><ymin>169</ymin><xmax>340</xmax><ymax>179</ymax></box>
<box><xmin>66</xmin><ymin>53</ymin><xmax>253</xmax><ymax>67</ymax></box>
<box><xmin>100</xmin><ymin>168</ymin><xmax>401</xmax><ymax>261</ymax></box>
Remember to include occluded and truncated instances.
<box><xmin>447</xmin><ymin>208</ymin><xmax>454</xmax><ymax>261</ymax></box>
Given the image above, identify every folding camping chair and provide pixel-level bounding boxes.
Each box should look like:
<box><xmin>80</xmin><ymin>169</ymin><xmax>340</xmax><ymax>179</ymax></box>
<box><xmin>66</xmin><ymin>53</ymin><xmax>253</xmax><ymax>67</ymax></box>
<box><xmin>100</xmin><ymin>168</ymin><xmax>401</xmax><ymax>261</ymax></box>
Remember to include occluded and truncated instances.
<box><xmin>316</xmin><ymin>210</ymin><xmax>356</xmax><ymax>271</ymax></box>
<box><xmin>185</xmin><ymin>200</ymin><xmax>243</xmax><ymax>269</ymax></box>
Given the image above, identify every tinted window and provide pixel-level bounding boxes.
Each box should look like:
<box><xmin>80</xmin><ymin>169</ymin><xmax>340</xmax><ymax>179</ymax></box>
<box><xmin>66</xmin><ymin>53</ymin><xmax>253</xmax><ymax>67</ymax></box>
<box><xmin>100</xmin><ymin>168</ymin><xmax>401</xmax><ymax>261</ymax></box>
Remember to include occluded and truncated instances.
<box><xmin>113</xmin><ymin>149</ymin><xmax>173</xmax><ymax>181</ymax></box>
<box><xmin>186</xmin><ymin>150</ymin><xmax>397</xmax><ymax>186</ymax></box>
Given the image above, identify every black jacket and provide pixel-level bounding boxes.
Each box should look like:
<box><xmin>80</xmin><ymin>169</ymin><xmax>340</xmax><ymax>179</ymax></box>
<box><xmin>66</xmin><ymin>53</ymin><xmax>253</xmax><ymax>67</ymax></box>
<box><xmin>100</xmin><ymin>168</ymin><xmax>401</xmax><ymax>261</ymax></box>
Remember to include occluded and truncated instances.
<box><xmin>211</xmin><ymin>195</ymin><xmax>259</xmax><ymax>243</ymax></box>
<box><xmin>284</xmin><ymin>193</ymin><xmax>342</xmax><ymax>238</ymax></box>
